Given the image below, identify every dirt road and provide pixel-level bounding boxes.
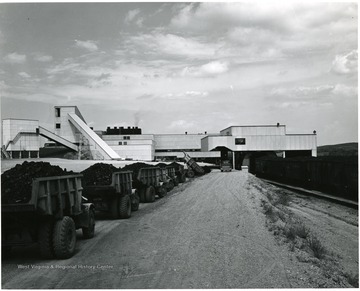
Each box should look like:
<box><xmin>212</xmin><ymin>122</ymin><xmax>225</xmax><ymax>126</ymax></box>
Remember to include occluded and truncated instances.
<box><xmin>2</xmin><ymin>170</ymin><xmax>357</xmax><ymax>288</ymax></box>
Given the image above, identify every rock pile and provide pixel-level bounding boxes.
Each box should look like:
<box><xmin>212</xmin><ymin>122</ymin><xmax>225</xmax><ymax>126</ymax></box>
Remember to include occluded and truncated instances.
<box><xmin>1</xmin><ymin>161</ymin><xmax>72</xmax><ymax>204</ymax></box>
<box><xmin>81</xmin><ymin>163</ymin><xmax>119</xmax><ymax>186</ymax></box>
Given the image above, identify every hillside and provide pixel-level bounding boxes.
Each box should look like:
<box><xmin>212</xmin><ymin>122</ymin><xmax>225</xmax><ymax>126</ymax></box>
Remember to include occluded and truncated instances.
<box><xmin>317</xmin><ymin>142</ymin><xmax>358</xmax><ymax>157</ymax></box>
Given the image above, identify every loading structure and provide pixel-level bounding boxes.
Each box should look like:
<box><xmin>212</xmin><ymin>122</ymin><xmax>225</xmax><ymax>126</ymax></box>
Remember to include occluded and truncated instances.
<box><xmin>54</xmin><ymin>106</ymin><xmax>121</xmax><ymax>160</ymax></box>
<box><xmin>201</xmin><ymin>124</ymin><xmax>317</xmax><ymax>170</ymax></box>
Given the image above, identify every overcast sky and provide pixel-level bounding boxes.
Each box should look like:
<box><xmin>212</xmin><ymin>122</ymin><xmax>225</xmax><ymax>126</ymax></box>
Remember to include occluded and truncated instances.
<box><xmin>0</xmin><ymin>2</ymin><xmax>357</xmax><ymax>146</ymax></box>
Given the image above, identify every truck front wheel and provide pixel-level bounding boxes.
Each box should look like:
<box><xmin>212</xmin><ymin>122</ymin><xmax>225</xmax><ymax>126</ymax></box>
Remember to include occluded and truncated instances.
<box><xmin>187</xmin><ymin>170</ymin><xmax>195</xmax><ymax>178</ymax></box>
<box><xmin>53</xmin><ymin>216</ymin><xmax>76</xmax><ymax>259</ymax></box>
<box><xmin>157</xmin><ymin>185</ymin><xmax>167</xmax><ymax>198</ymax></box>
<box><xmin>38</xmin><ymin>220</ymin><xmax>55</xmax><ymax>259</ymax></box>
<box><xmin>180</xmin><ymin>174</ymin><xmax>186</xmax><ymax>183</ymax></box>
<box><xmin>167</xmin><ymin>181</ymin><xmax>174</xmax><ymax>191</ymax></box>
<box><xmin>131</xmin><ymin>190</ymin><xmax>140</xmax><ymax>211</ymax></box>
<box><xmin>145</xmin><ymin>186</ymin><xmax>155</xmax><ymax>203</ymax></box>
<box><xmin>139</xmin><ymin>188</ymin><xmax>146</xmax><ymax>203</ymax></box>
<box><xmin>82</xmin><ymin>209</ymin><xmax>95</xmax><ymax>239</ymax></box>
<box><xmin>119</xmin><ymin>195</ymin><xmax>131</xmax><ymax>219</ymax></box>
<box><xmin>110</xmin><ymin>197</ymin><xmax>119</xmax><ymax>219</ymax></box>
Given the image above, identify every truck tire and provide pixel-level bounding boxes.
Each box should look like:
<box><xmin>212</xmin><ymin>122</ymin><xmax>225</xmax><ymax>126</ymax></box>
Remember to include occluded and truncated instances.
<box><xmin>53</xmin><ymin>216</ymin><xmax>76</xmax><ymax>259</ymax></box>
<box><xmin>119</xmin><ymin>195</ymin><xmax>131</xmax><ymax>219</ymax></box>
<box><xmin>82</xmin><ymin>208</ymin><xmax>95</xmax><ymax>239</ymax></box>
<box><xmin>167</xmin><ymin>180</ymin><xmax>174</xmax><ymax>191</ymax></box>
<box><xmin>145</xmin><ymin>186</ymin><xmax>155</xmax><ymax>203</ymax></box>
<box><xmin>131</xmin><ymin>191</ymin><xmax>140</xmax><ymax>211</ymax></box>
<box><xmin>110</xmin><ymin>197</ymin><xmax>119</xmax><ymax>219</ymax></box>
<box><xmin>2</xmin><ymin>246</ymin><xmax>12</xmax><ymax>259</ymax></box>
<box><xmin>187</xmin><ymin>170</ymin><xmax>195</xmax><ymax>178</ymax></box>
<box><xmin>180</xmin><ymin>174</ymin><xmax>186</xmax><ymax>183</ymax></box>
<box><xmin>139</xmin><ymin>188</ymin><xmax>146</xmax><ymax>203</ymax></box>
<box><xmin>157</xmin><ymin>185</ymin><xmax>167</xmax><ymax>198</ymax></box>
<box><xmin>38</xmin><ymin>220</ymin><xmax>55</xmax><ymax>259</ymax></box>
<box><xmin>173</xmin><ymin>177</ymin><xmax>179</xmax><ymax>186</ymax></box>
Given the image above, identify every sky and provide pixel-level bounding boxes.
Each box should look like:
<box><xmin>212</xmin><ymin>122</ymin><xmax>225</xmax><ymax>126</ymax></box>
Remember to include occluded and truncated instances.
<box><xmin>0</xmin><ymin>2</ymin><xmax>358</xmax><ymax>146</ymax></box>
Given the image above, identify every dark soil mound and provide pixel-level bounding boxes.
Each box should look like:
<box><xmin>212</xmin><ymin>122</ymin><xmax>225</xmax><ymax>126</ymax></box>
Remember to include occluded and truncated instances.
<box><xmin>156</xmin><ymin>163</ymin><xmax>167</xmax><ymax>168</ymax></box>
<box><xmin>168</xmin><ymin>162</ymin><xmax>184</xmax><ymax>171</ymax></box>
<box><xmin>81</xmin><ymin>163</ymin><xmax>119</xmax><ymax>186</ymax></box>
<box><xmin>122</xmin><ymin>162</ymin><xmax>156</xmax><ymax>178</ymax></box>
<box><xmin>202</xmin><ymin>166</ymin><xmax>211</xmax><ymax>174</ymax></box>
<box><xmin>1</xmin><ymin>161</ymin><xmax>72</xmax><ymax>204</ymax></box>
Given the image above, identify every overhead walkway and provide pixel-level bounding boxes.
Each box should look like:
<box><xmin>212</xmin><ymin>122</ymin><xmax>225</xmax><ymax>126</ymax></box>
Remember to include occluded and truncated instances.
<box><xmin>67</xmin><ymin>113</ymin><xmax>121</xmax><ymax>160</ymax></box>
<box><xmin>37</xmin><ymin>126</ymin><xmax>78</xmax><ymax>151</ymax></box>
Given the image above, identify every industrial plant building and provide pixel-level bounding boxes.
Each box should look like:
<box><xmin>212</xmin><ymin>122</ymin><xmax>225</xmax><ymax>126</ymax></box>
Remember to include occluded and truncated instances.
<box><xmin>1</xmin><ymin>105</ymin><xmax>317</xmax><ymax>169</ymax></box>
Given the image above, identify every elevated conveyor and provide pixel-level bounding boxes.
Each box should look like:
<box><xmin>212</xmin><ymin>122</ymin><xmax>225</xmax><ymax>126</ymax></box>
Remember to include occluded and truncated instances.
<box><xmin>1</xmin><ymin>145</ymin><xmax>10</xmax><ymax>159</ymax></box>
<box><xmin>67</xmin><ymin>113</ymin><xmax>120</xmax><ymax>160</ymax></box>
<box><xmin>37</xmin><ymin>126</ymin><xmax>78</xmax><ymax>152</ymax></box>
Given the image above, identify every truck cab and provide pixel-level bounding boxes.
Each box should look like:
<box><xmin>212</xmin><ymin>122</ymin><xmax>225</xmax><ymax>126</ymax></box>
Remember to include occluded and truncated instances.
<box><xmin>220</xmin><ymin>160</ymin><xmax>232</xmax><ymax>172</ymax></box>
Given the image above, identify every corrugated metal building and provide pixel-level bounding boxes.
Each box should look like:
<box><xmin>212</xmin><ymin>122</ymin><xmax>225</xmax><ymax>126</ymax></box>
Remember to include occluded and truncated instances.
<box><xmin>2</xmin><ymin>119</ymin><xmax>40</xmax><ymax>158</ymax></box>
<box><xmin>2</xmin><ymin>106</ymin><xmax>317</xmax><ymax>165</ymax></box>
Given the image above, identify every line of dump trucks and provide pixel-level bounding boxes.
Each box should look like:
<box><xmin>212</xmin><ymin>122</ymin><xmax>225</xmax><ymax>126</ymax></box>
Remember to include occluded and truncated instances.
<box><xmin>1</xmin><ymin>153</ymin><xmax>209</xmax><ymax>259</ymax></box>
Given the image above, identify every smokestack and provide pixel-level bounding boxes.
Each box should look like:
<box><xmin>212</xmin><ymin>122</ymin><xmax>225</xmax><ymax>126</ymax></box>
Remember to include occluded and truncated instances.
<box><xmin>134</xmin><ymin>111</ymin><xmax>140</xmax><ymax>127</ymax></box>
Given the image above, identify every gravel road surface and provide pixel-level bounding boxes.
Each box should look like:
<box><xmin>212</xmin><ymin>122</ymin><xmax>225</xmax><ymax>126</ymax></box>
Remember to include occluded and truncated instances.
<box><xmin>2</xmin><ymin>170</ymin><xmax>358</xmax><ymax>288</ymax></box>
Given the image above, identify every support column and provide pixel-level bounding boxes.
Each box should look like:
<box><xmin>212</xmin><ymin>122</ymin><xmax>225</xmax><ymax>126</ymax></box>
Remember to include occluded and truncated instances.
<box><xmin>282</xmin><ymin>151</ymin><xmax>286</xmax><ymax>158</ymax></box>
<box><xmin>232</xmin><ymin>152</ymin><xmax>235</xmax><ymax>170</ymax></box>
<box><xmin>37</xmin><ymin>151</ymin><xmax>40</xmax><ymax>158</ymax></box>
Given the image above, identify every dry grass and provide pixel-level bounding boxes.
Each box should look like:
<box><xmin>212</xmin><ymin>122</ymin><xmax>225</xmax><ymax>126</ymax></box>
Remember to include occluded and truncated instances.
<box><xmin>274</xmin><ymin>192</ymin><xmax>291</xmax><ymax>206</ymax></box>
<box><xmin>345</xmin><ymin>272</ymin><xmax>359</xmax><ymax>288</ymax></box>
<box><xmin>307</xmin><ymin>235</ymin><xmax>327</xmax><ymax>259</ymax></box>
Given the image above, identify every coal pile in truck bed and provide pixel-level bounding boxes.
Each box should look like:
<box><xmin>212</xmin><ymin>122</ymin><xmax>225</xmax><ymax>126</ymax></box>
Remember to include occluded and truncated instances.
<box><xmin>202</xmin><ymin>166</ymin><xmax>211</xmax><ymax>174</ymax></box>
<box><xmin>1</xmin><ymin>161</ymin><xmax>73</xmax><ymax>204</ymax></box>
<box><xmin>168</xmin><ymin>162</ymin><xmax>184</xmax><ymax>171</ymax></box>
<box><xmin>122</xmin><ymin>162</ymin><xmax>156</xmax><ymax>179</ymax></box>
<box><xmin>156</xmin><ymin>163</ymin><xmax>167</xmax><ymax>168</ymax></box>
<box><xmin>81</xmin><ymin>163</ymin><xmax>119</xmax><ymax>186</ymax></box>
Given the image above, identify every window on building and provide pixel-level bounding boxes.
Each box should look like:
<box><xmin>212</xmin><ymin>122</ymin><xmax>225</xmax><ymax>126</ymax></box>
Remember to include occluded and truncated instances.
<box><xmin>124</xmin><ymin>142</ymin><xmax>127</xmax><ymax>145</ymax></box>
<box><xmin>55</xmin><ymin>108</ymin><xmax>60</xmax><ymax>117</ymax></box>
<box><xmin>118</xmin><ymin>142</ymin><xmax>122</xmax><ymax>145</ymax></box>
<box><xmin>56</xmin><ymin>123</ymin><xmax>61</xmax><ymax>129</ymax></box>
<box><xmin>235</xmin><ymin>138</ymin><xmax>246</xmax><ymax>145</ymax></box>
<box><xmin>123</xmin><ymin>136</ymin><xmax>130</xmax><ymax>140</ymax></box>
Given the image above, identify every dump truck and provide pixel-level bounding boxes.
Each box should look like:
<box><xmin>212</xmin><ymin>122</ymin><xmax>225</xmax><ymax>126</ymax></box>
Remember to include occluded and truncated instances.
<box><xmin>169</xmin><ymin>162</ymin><xmax>187</xmax><ymax>183</ymax></box>
<box><xmin>82</xmin><ymin>171</ymin><xmax>139</xmax><ymax>219</ymax></box>
<box><xmin>134</xmin><ymin>167</ymin><xmax>167</xmax><ymax>203</ymax></box>
<box><xmin>2</xmin><ymin>174</ymin><xmax>95</xmax><ymax>259</ymax></box>
<box><xmin>166</xmin><ymin>165</ymin><xmax>179</xmax><ymax>186</ymax></box>
<box><xmin>183</xmin><ymin>152</ymin><xmax>205</xmax><ymax>177</ymax></box>
<box><xmin>159</xmin><ymin>167</ymin><xmax>174</xmax><ymax>192</ymax></box>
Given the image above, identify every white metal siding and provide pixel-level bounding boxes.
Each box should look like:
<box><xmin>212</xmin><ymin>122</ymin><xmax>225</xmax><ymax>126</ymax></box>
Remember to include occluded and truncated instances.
<box><xmin>203</xmin><ymin>134</ymin><xmax>316</xmax><ymax>152</ymax></box>
<box><xmin>111</xmin><ymin>144</ymin><xmax>154</xmax><ymax>161</ymax></box>
<box><xmin>154</xmin><ymin>134</ymin><xmax>206</xmax><ymax>150</ymax></box>
<box><xmin>221</xmin><ymin>126</ymin><xmax>286</xmax><ymax>136</ymax></box>
<box><xmin>2</xmin><ymin>119</ymin><xmax>40</xmax><ymax>151</ymax></box>
<box><xmin>54</xmin><ymin>107</ymin><xmax>81</xmax><ymax>143</ymax></box>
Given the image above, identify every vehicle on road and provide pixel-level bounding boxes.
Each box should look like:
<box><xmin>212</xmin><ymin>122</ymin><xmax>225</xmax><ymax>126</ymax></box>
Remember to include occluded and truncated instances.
<box><xmin>183</xmin><ymin>152</ymin><xmax>204</xmax><ymax>177</ymax></box>
<box><xmin>134</xmin><ymin>167</ymin><xmax>167</xmax><ymax>203</ymax></box>
<box><xmin>2</xmin><ymin>174</ymin><xmax>95</xmax><ymax>259</ymax></box>
<box><xmin>82</xmin><ymin>171</ymin><xmax>139</xmax><ymax>219</ymax></box>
